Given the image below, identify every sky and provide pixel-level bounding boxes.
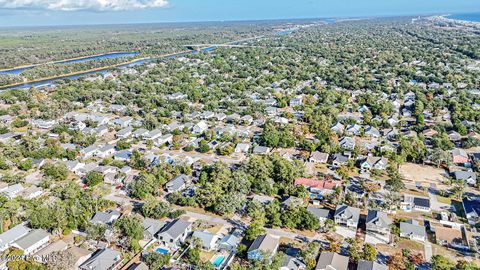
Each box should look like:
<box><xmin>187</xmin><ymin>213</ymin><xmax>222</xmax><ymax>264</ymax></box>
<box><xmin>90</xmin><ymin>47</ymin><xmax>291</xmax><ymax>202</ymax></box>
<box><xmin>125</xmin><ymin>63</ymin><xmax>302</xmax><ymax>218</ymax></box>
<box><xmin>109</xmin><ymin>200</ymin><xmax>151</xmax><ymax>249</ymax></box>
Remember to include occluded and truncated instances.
<box><xmin>0</xmin><ymin>0</ymin><xmax>479</xmax><ymax>27</ymax></box>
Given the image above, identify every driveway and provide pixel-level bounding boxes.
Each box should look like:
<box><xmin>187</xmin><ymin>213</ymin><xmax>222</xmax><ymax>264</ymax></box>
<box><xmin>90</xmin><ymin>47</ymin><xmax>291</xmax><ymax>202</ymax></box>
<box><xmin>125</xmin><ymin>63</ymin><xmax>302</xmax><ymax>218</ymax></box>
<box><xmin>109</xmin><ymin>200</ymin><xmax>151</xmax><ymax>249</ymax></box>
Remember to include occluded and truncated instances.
<box><xmin>428</xmin><ymin>191</ymin><xmax>451</xmax><ymax>212</ymax></box>
<box><xmin>424</xmin><ymin>242</ymin><xmax>433</xmax><ymax>262</ymax></box>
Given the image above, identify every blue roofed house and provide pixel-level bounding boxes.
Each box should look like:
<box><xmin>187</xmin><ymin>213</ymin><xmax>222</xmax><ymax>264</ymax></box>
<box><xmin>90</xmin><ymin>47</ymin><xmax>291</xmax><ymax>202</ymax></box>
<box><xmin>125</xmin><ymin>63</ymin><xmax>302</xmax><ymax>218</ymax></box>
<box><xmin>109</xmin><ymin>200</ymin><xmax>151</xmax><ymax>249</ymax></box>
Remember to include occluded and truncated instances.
<box><xmin>247</xmin><ymin>234</ymin><xmax>280</xmax><ymax>261</ymax></box>
<box><xmin>463</xmin><ymin>197</ymin><xmax>480</xmax><ymax>226</ymax></box>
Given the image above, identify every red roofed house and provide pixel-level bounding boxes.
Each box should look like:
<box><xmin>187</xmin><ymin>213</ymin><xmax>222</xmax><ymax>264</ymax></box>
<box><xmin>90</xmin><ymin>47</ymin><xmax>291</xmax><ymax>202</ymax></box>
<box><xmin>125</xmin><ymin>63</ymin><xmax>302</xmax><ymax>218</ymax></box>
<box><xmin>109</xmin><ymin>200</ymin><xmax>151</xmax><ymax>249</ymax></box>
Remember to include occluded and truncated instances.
<box><xmin>294</xmin><ymin>178</ymin><xmax>338</xmax><ymax>196</ymax></box>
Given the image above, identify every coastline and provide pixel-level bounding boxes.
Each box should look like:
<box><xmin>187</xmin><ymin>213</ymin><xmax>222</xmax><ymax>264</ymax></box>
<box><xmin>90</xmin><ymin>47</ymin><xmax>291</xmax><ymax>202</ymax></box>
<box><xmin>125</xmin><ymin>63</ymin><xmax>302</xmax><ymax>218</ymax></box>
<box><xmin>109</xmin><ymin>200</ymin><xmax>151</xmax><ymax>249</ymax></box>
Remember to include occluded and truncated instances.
<box><xmin>433</xmin><ymin>14</ymin><xmax>480</xmax><ymax>26</ymax></box>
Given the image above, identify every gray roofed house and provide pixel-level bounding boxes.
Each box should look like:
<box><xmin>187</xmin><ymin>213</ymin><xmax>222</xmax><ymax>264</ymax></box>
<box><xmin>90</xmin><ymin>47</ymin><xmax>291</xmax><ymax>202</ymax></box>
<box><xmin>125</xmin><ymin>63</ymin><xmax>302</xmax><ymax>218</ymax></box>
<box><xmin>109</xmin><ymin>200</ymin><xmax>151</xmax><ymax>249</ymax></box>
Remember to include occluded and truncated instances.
<box><xmin>280</xmin><ymin>255</ymin><xmax>307</xmax><ymax>270</ymax></box>
<box><xmin>400</xmin><ymin>220</ymin><xmax>426</xmax><ymax>242</ymax></box>
<box><xmin>334</xmin><ymin>204</ymin><xmax>360</xmax><ymax>229</ymax></box>
<box><xmin>315</xmin><ymin>252</ymin><xmax>349</xmax><ymax>270</ymax></box>
<box><xmin>453</xmin><ymin>171</ymin><xmax>477</xmax><ymax>186</ymax></box>
<box><xmin>219</xmin><ymin>234</ymin><xmax>241</xmax><ymax>251</ymax></box>
<box><xmin>0</xmin><ymin>224</ymin><xmax>30</xmax><ymax>251</ymax></box>
<box><xmin>12</xmin><ymin>229</ymin><xmax>50</xmax><ymax>255</ymax></box>
<box><xmin>366</xmin><ymin>210</ymin><xmax>392</xmax><ymax>235</ymax></box>
<box><xmin>143</xmin><ymin>218</ymin><xmax>165</xmax><ymax>240</ymax></box>
<box><xmin>339</xmin><ymin>137</ymin><xmax>355</xmax><ymax>150</ymax></box>
<box><xmin>2</xmin><ymin>184</ymin><xmax>24</xmax><ymax>199</ymax></box>
<box><xmin>310</xmin><ymin>151</ymin><xmax>329</xmax><ymax>163</ymax></box>
<box><xmin>307</xmin><ymin>206</ymin><xmax>331</xmax><ymax>223</ymax></box>
<box><xmin>79</xmin><ymin>248</ymin><xmax>122</xmax><ymax>270</ymax></box>
<box><xmin>357</xmin><ymin>260</ymin><xmax>388</xmax><ymax>270</ymax></box>
<box><xmin>332</xmin><ymin>153</ymin><xmax>349</xmax><ymax>167</ymax></box>
<box><xmin>247</xmin><ymin>234</ymin><xmax>280</xmax><ymax>261</ymax></box>
<box><xmin>253</xmin><ymin>145</ymin><xmax>271</xmax><ymax>155</ymax></box>
<box><xmin>129</xmin><ymin>262</ymin><xmax>149</xmax><ymax>270</ymax></box>
<box><xmin>157</xmin><ymin>219</ymin><xmax>192</xmax><ymax>250</ymax></box>
<box><xmin>192</xmin><ymin>231</ymin><xmax>219</xmax><ymax>251</ymax></box>
<box><xmin>364</xmin><ymin>126</ymin><xmax>381</xmax><ymax>138</ymax></box>
<box><xmin>165</xmin><ymin>174</ymin><xmax>190</xmax><ymax>193</ymax></box>
<box><xmin>91</xmin><ymin>209</ymin><xmax>121</xmax><ymax>225</ymax></box>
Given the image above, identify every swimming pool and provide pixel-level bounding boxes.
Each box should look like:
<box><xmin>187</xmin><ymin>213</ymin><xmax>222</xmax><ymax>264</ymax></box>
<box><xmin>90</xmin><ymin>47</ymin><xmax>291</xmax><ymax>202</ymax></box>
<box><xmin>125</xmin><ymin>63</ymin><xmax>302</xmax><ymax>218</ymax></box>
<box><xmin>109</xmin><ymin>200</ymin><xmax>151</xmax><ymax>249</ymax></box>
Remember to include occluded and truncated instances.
<box><xmin>212</xmin><ymin>255</ymin><xmax>225</xmax><ymax>267</ymax></box>
<box><xmin>155</xmin><ymin>247</ymin><xmax>169</xmax><ymax>254</ymax></box>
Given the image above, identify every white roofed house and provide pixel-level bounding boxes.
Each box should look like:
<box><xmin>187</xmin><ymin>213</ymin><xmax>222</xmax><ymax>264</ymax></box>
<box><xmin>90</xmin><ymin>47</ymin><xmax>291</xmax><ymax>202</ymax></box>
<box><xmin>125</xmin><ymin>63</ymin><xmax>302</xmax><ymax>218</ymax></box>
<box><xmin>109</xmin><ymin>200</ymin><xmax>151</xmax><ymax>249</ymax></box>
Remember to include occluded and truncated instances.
<box><xmin>80</xmin><ymin>145</ymin><xmax>100</xmax><ymax>159</ymax></box>
<box><xmin>11</xmin><ymin>229</ymin><xmax>50</xmax><ymax>255</ymax></box>
<box><xmin>133</xmin><ymin>128</ymin><xmax>149</xmax><ymax>138</ymax></box>
<box><xmin>32</xmin><ymin>119</ymin><xmax>57</xmax><ymax>129</ymax></box>
<box><xmin>0</xmin><ymin>224</ymin><xmax>30</xmax><ymax>251</ymax></box>
<box><xmin>364</xmin><ymin>126</ymin><xmax>380</xmax><ymax>138</ymax></box>
<box><xmin>309</xmin><ymin>151</ymin><xmax>329</xmax><ymax>163</ymax></box>
<box><xmin>116</xmin><ymin>126</ymin><xmax>133</xmax><ymax>139</ymax></box>
<box><xmin>360</xmin><ymin>156</ymin><xmax>388</xmax><ymax>171</ymax></box>
<box><xmin>346</xmin><ymin>124</ymin><xmax>362</xmax><ymax>136</ymax></box>
<box><xmin>192</xmin><ymin>121</ymin><xmax>208</xmax><ymax>134</ymax></box>
<box><xmin>156</xmin><ymin>219</ymin><xmax>192</xmax><ymax>250</ymax></box>
<box><xmin>2</xmin><ymin>184</ymin><xmax>24</xmax><ymax>199</ymax></box>
<box><xmin>155</xmin><ymin>134</ymin><xmax>173</xmax><ymax>146</ymax></box>
<box><xmin>331</xmin><ymin>122</ymin><xmax>345</xmax><ymax>134</ymax></box>
<box><xmin>235</xmin><ymin>143</ymin><xmax>251</xmax><ymax>153</ymax></box>
<box><xmin>143</xmin><ymin>128</ymin><xmax>163</xmax><ymax>141</ymax></box>
<box><xmin>94</xmin><ymin>144</ymin><xmax>115</xmax><ymax>158</ymax></box>
<box><xmin>65</xmin><ymin>160</ymin><xmax>85</xmax><ymax>175</ymax></box>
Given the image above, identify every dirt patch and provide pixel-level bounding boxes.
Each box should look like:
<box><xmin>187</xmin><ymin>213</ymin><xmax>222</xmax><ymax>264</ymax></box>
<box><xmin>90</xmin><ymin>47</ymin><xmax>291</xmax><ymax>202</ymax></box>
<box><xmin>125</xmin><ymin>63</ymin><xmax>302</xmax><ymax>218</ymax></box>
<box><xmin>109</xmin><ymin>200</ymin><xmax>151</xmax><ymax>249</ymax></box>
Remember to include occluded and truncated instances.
<box><xmin>399</xmin><ymin>163</ymin><xmax>448</xmax><ymax>186</ymax></box>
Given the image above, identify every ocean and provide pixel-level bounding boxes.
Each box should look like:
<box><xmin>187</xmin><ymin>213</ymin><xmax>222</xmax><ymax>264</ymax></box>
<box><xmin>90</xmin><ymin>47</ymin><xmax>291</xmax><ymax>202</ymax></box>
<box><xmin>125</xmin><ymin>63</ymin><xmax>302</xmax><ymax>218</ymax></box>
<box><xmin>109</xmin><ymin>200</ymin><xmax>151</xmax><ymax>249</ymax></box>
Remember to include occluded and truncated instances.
<box><xmin>447</xmin><ymin>13</ymin><xmax>480</xmax><ymax>22</ymax></box>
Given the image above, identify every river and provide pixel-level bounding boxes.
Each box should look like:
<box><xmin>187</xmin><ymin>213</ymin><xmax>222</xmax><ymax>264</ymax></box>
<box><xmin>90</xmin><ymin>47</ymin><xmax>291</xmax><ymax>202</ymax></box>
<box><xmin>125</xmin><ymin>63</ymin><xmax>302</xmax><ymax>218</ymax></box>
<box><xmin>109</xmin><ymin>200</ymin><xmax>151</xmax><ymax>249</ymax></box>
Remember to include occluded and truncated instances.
<box><xmin>2</xmin><ymin>27</ymin><xmax>299</xmax><ymax>90</ymax></box>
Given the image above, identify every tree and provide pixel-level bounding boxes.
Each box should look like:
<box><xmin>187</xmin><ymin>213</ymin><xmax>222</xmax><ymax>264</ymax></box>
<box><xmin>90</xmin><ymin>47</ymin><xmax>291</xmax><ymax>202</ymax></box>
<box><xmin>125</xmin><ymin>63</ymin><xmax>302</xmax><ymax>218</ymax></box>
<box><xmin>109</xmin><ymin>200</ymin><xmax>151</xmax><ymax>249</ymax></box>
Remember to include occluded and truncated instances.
<box><xmin>387</xmin><ymin>252</ymin><xmax>406</xmax><ymax>270</ymax></box>
<box><xmin>141</xmin><ymin>198</ymin><xmax>172</xmax><ymax>219</ymax></box>
<box><xmin>431</xmin><ymin>148</ymin><xmax>452</xmax><ymax>168</ymax></box>
<box><xmin>431</xmin><ymin>255</ymin><xmax>454</xmax><ymax>270</ymax></box>
<box><xmin>385</xmin><ymin>168</ymin><xmax>405</xmax><ymax>192</ymax></box>
<box><xmin>346</xmin><ymin>238</ymin><xmax>362</xmax><ymax>262</ymax></box>
<box><xmin>245</xmin><ymin>220</ymin><xmax>266</xmax><ymax>241</ymax></box>
<box><xmin>144</xmin><ymin>252</ymin><xmax>170</xmax><ymax>270</ymax></box>
<box><xmin>18</xmin><ymin>159</ymin><xmax>33</xmax><ymax>171</ymax></box>
<box><xmin>42</xmin><ymin>163</ymin><xmax>68</xmax><ymax>181</ymax></box>
<box><xmin>85</xmin><ymin>171</ymin><xmax>103</xmax><ymax>187</ymax></box>
<box><xmin>301</xmin><ymin>242</ymin><xmax>321</xmax><ymax>270</ymax></box>
<box><xmin>362</xmin><ymin>243</ymin><xmax>377</xmax><ymax>261</ymax></box>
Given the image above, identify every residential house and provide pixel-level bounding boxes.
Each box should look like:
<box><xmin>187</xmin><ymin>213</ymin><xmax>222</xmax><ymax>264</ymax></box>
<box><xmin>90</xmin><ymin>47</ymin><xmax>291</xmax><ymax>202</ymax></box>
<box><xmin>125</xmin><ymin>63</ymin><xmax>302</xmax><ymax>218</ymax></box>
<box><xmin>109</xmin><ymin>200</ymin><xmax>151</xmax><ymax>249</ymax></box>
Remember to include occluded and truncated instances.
<box><xmin>143</xmin><ymin>129</ymin><xmax>162</xmax><ymax>141</ymax></box>
<box><xmin>143</xmin><ymin>218</ymin><xmax>165</xmax><ymax>240</ymax></box>
<box><xmin>280</xmin><ymin>255</ymin><xmax>306</xmax><ymax>270</ymax></box>
<box><xmin>366</xmin><ymin>210</ymin><xmax>392</xmax><ymax>236</ymax></box>
<box><xmin>331</xmin><ymin>123</ymin><xmax>345</xmax><ymax>134</ymax></box>
<box><xmin>235</xmin><ymin>143</ymin><xmax>251</xmax><ymax>153</ymax></box>
<box><xmin>360</xmin><ymin>156</ymin><xmax>388</xmax><ymax>171</ymax></box>
<box><xmin>252</xmin><ymin>146</ymin><xmax>271</xmax><ymax>155</ymax></box>
<box><xmin>364</xmin><ymin>126</ymin><xmax>380</xmax><ymax>138</ymax></box>
<box><xmin>401</xmin><ymin>195</ymin><xmax>431</xmax><ymax>212</ymax></box>
<box><xmin>400</xmin><ymin>220</ymin><xmax>426</xmax><ymax>242</ymax></box>
<box><xmin>116</xmin><ymin>127</ymin><xmax>133</xmax><ymax>139</ymax></box>
<box><xmin>165</xmin><ymin>174</ymin><xmax>190</xmax><ymax>193</ymax></box>
<box><xmin>332</xmin><ymin>153</ymin><xmax>349</xmax><ymax>167</ymax></box>
<box><xmin>339</xmin><ymin>137</ymin><xmax>355</xmax><ymax>150</ymax></box>
<box><xmin>20</xmin><ymin>186</ymin><xmax>44</xmax><ymax>200</ymax></box>
<box><xmin>12</xmin><ymin>229</ymin><xmax>50</xmax><ymax>255</ymax></box>
<box><xmin>294</xmin><ymin>178</ymin><xmax>338</xmax><ymax>197</ymax></box>
<box><xmin>247</xmin><ymin>234</ymin><xmax>280</xmax><ymax>261</ymax></box>
<box><xmin>114</xmin><ymin>150</ymin><xmax>132</xmax><ymax>162</ymax></box>
<box><xmin>334</xmin><ymin>205</ymin><xmax>360</xmax><ymax>229</ymax></box>
<box><xmin>218</xmin><ymin>234</ymin><xmax>241</xmax><ymax>252</ymax></box>
<box><xmin>156</xmin><ymin>134</ymin><xmax>173</xmax><ymax>146</ymax></box>
<box><xmin>309</xmin><ymin>151</ymin><xmax>329</xmax><ymax>163</ymax></box>
<box><xmin>452</xmin><ymin>148</ymin><xmax>469</xmax><ymax>164</ymax></box>
<box><xmin>192</xmin><ymin>231</ymin><xmax>219</xmax><ymax>251</ymax></box>
<box><xmin>290</xmin><ymin>96</ymin><xmax>303</xmax><ymax>107</ymax></box>
<box><xmin>0</xmin><ymin>224</ymin><xmax>30</xmax><ymax>251</ymax></box>
<box><xmin>315</xmin><ymin>252</ymin><xmax>349</xmax><ymax>270</ymax></box>
<box><xmin>67</xmin><ymin>246</ymin><xmax>92</xmax><ymax>269</ymax></box>
<box><xmin>307</xmin><ymin>206</ymin><xmax>331</xmax><ymax>224</ymax></box>
<box><xmin>448</xmin><ymin>131</ymin><xmax>462</xmax><ymax>142</ymax></box>
<box><xmin>95</xmin><ymin>144</ymin><xmax>115</xmax><ymax>158</ymax></box>
<box><xmin>357</xmin><ymin>260</ymin><xmax>388</xmax><ymax>270</ymax></box>
<box><xmin>346</xmin><ymin>124</ymin><xmax>362</xmax><ymax>136</ymax></box>
<box><xmin>90</xmin><ymin>209</ymin><xmax>121</xmax><ymax>225</ymax></box>
<box><xmin>133</xmin><ymin>128</ymin><xmax>149</xmax><ymax>138</ymax></box>
<box><xmin>156</xmin><ymin>219</ymin><xmax>192</xmax><ymax>250</ymax></box>
<box><xmin>2</xmin><ymin>184</ymin><xmax>24</xmax><ymax>199</ymax></box>
<box><xmin>192</xmin><ymin>121</ymin><xmax>208</xmax><ymax>134</ymax></box>
<box><xmin>462</xmin><ymin>197</ymin><xmax>480</xmax><ymax>225</ymax></box>
<box><xmin>453</xmin><ymin>171</ymin><xmax>477</xmax><ymax>186</ymax></box>
<box><xmin>32</xmin><ymin>119</ymin><xmax>56</xmax><ymax>129</ymax></box>
<box><xmin>80</xmin><ymin>145</ymin><xmax>100</xmax><ymax>158</ymax></box>
<box><xmin>79</xmin><ymin>248</ymin><xmax>122</xmax><ymax>270</ymax></box>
